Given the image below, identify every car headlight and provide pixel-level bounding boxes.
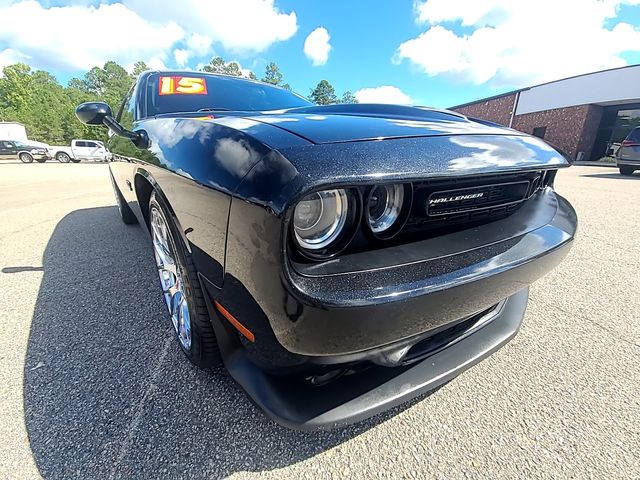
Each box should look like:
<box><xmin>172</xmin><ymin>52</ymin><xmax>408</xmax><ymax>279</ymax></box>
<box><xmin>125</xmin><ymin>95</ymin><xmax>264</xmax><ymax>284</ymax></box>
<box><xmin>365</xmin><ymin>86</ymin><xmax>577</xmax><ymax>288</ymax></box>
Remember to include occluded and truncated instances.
<box><xmin>293</xmin><ymin>189</ymin><xmax>349</xmax><ymax>251</ymax></box>
<box><xmin>366</xmin><ymin>184</ymin><xmax>405</xmax><ymax>234</ymax></box>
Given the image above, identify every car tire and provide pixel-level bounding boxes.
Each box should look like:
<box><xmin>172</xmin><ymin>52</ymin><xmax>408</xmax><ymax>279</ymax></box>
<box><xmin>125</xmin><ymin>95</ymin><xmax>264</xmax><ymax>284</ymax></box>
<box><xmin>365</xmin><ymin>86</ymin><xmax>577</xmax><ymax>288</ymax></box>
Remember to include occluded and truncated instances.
<box><xmin>19</xmin><ymin>153</ymin><xmax>33</xmax><ymax>163</ymax></box>
<box><xmin>109</xmin><ymin>171</ymin><xmax>138</xmax><ymax>225</ymax></box>
<box><xmin>619</xmin><ymin>166</ymin><xmax>635</xmax><ymax>176</ymax></box>
<box><xmin>56</xmin><ymin>152</ymin><xmax>71</xmax><ymax>163</ymax></box>
<box><xmin>149</xmin><ymin>192</ymin><xmax>222</xmax><ymax>368</ymax></box>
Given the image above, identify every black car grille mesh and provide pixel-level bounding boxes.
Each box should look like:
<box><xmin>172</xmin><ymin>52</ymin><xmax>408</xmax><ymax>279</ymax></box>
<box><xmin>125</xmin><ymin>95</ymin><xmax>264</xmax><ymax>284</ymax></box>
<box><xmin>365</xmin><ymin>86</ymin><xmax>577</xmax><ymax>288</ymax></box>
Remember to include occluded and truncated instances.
<box><xmin>404</xmin><ymin>170</ymin><xmax>551</xmax><ymax>233</ymax></box>
<box><xmin>425</xmin><ymin>180</ymin><xmax>530</xmax><ymax>216</ymax></box>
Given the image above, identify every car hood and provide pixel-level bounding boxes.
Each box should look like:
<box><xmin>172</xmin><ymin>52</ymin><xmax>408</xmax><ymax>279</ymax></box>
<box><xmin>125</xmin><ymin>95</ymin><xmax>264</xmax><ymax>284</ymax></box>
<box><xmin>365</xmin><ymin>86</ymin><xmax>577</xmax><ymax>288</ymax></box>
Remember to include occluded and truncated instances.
<box><xmin>242</xmin><ymin>104</ymin><xmax>517</xmax><ymax>145</ymax></box>
<box><xmin>19</xmin><ymin>144</ymin><xmax>46</xmax><ymax>150</ymax></box>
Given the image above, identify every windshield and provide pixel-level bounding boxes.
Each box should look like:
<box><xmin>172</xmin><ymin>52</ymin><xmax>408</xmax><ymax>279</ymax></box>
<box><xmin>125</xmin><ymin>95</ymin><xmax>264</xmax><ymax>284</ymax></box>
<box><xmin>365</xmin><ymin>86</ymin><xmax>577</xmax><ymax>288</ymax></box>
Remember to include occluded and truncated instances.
<box><xmin>146</xmin><ymin>73</ymin><xmax>312</xmax><ymax>116</ymax></box>
<box><xmin>626</xmin><ymin>127</ymin><xmax>640</xmax><ymax>142</ymax></box>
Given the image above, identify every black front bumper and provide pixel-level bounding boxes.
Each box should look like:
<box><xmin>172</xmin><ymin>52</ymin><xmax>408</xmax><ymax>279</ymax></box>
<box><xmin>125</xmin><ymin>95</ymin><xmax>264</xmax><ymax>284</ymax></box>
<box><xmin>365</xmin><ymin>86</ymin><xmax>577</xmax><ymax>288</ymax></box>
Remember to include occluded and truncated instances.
<box><xmin>207</xmin><ymin>288</ymin><xmax>528</xmax><ymax>431</ymax></box>
<box><xmin>208</xmin><ymin>187</ymin><xmax>576</xmax><ymax>429</ymax></box>
<box><xmin>255</xmin><ymin>189</ymin><xmax>574</xmax><ymax>358</ymax></box>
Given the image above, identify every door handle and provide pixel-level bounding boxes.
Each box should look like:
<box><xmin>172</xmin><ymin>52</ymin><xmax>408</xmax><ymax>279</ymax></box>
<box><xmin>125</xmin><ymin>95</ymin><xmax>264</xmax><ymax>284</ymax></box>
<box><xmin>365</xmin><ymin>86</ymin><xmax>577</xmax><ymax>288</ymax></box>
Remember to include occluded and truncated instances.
<box><xmin>125</xmin><ymin>179</ymin><xmax>133</xmax><ymax>191</ymax></box>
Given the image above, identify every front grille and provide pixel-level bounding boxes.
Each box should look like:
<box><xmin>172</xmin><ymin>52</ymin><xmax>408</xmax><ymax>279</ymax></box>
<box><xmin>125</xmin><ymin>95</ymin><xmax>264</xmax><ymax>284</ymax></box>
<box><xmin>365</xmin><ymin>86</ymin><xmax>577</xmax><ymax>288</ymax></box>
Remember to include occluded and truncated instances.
<box><xmin>405</xmin><ymin>171</ymin><xmax>550</xmax><ymax>233</ymax></box>
<box><xmin>426</xmin><ymin>180</ymin><xmax>530</xmax><ymax>217</ymax></box>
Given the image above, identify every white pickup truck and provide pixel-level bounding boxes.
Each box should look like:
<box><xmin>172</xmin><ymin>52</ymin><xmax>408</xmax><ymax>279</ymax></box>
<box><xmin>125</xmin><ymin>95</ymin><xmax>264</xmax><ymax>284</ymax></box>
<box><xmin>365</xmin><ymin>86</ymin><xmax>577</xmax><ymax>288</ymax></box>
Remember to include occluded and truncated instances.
<box><xmin>50</xmin><ymin>139</ymin><xmax>111</xmax><ymax>163</ymax></box>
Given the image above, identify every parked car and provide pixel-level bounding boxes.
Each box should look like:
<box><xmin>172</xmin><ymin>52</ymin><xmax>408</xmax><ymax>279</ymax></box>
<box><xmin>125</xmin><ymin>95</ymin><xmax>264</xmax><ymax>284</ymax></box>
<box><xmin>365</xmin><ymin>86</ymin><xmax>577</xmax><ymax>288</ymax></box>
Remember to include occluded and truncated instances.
<box><xmin>0</xmin><ymin>139</ymin><xmax>50</xmax><ymax>163</ymax></box>
<box><xmin>50</xmin><ymin>139</ymin><xmax>110</xmax><ymax>163</ymax></box>
<box><xmin>616</xmin><ymin>127</ymin><xmax>640</xmax><ymax>175</ymax></box>
<box><xmin>76</xmin><ymin>71</ymin><xmax>577</xmax><ymax>430</ymax></box>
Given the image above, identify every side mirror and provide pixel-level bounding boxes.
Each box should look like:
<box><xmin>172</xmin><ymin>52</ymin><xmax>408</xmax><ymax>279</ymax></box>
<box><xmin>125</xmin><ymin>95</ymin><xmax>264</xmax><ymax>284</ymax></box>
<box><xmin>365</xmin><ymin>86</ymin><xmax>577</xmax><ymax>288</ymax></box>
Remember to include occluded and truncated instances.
<box><xmin>75</xmin><ymin>101</ymin><xmax>149</xmax><ymax>149</ymax></box>
<box><xmin>75</xmin><ymin>102</ymin><xmax>112</xmax><ymax>126</ymax></box>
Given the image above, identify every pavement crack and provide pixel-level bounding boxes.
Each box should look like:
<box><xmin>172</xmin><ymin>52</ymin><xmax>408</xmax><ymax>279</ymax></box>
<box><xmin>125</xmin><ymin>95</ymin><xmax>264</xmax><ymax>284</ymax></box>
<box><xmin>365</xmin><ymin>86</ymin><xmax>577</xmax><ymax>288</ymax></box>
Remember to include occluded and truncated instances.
<box><xmin>108</xmin><ymin>333</ymin><xmax>174</xmax><ymax>479</ymax></box>
<box><xmin>530</xmin><ymin>298</ymin><xmax>640</xmax><ymax>349</ymax></box>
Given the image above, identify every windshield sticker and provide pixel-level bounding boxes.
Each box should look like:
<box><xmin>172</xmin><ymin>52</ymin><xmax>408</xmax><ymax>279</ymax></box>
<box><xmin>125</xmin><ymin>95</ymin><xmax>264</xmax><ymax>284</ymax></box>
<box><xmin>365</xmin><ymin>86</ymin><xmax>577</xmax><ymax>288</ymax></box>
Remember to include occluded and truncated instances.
<box><xmin>159</xmin><ymin>76</ymin><xmax>208</xmax><ymax>95</ymax></box>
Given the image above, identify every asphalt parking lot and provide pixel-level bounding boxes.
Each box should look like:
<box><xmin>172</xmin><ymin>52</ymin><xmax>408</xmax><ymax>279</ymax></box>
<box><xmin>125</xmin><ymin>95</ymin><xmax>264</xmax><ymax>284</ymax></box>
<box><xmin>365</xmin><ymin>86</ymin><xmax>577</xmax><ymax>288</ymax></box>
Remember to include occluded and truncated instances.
<box><xmin>0</xmin><ymin>162</ymin><xmax>638</xmax><ymax>479</ymax></box>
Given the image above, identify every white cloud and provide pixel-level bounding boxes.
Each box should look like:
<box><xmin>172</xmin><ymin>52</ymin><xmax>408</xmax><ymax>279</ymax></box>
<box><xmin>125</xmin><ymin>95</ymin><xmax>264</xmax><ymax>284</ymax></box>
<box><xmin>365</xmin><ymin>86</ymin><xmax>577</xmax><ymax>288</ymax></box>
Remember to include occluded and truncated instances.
<box><xmin>395</xmin><ymin>0</ymin><xmax>640</xmax><ymax>86</ymax></box>
<box><xmin>303</xmin><ymin>27</ymin><xmax>331</xmax><ymax>66</ymax></box>
<box><xmin>0</xmin><ymin>0</ymin><xmax>297</xmax><ymax>72</ymax></box>
<box><xmin>148</xmin><ymin>57</ymin><xmax>167</xmax><ymax>70</ymax></box>
<box><xmin>123</xmin><ymin>0</ymin><xmax>297</xmax><ymax>54</ymax></box>
<box><xmin>354</xmin><ymin>86</ymin><xmax>413</xmax><ymax>105</ymax></box>
<box><xmin>0</xmin><ymin>1</ymin><xmax>182</xmax><ymax>71</ymax></box>
<box><xmin>186</xmin><ymin>33</ymin><xmax>214</xmax><ymax>54</ymax></box>
<box><xmin>174</xmin><ymin>49</ymin><xmax>190</xmax><ymax>67</ymax></box>
<box><xmin>0</xmin><ymin>48</ymin><xmax>30</xmax><ymax>73</ymax></box>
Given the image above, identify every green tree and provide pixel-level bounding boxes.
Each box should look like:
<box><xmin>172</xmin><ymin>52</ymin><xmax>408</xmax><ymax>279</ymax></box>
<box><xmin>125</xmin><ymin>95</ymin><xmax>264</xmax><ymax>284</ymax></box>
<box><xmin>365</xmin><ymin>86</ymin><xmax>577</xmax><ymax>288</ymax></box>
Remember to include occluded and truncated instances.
<box><xmin>309</xmin><ymin>80</ymin><xmax>338</xmax><ymax>105</ymax></box>
<box><xmin>0</xmin><ymin>60</ymin><xmax>136</xmax><ymax>145</ymax></box>
<box><xmin>63</xmin><ymin>83</ymin><xmax>95</xmax><ymax>141</ymax></box>
<box><xmin>24</xmin><ymin>70</ymin><xmax>67</xmax><ymax>143</ymax></box>
<box><xmin>202</xmin><ymin>56</ymin><xmax>226</xmax><ymax>74</ymax></box>
<box><xmin>224</xmin><ymin>61</ymin><xmax>242</xmax><ymax>77</ymax></box>
<box><xmin>248</xmin><ymin>71</ymin><xmax>258</xmax><ymax>81</ymax></box>
<box><xmin>201</xmin><ymin>56</ymin><xmax>242</xmax><ymax>76</ymax></box>
<box><xmin>262</xmin><ymin>62</ymin><xmax>282</xmax><ymax>85</ymax></box>
<box><xmin>67</xmin><ymin>77</ymin><xmax>87</xmax><ymax>91</ymax></box>
<box><xmin>0</xmin><ymin>64</ymin><xmax>69</xmax><ymax>143</ymax></box>
<box><xmin>131</xmin><ymin>60</ymin><xmax>149</xmax><ymax>77</ymax></box>
<box><xmin>0</xmin><ymin>64</ymin><xmax>33</xmax><ymax>120</ymax></box>
<box><xmin>261</xmin><ymin>62</ymin><xmax>290</xmax><ymax>89</ymax></box>
<box><xmin>341</xmin><ymin>91</ymin><xmax>358</xmax><ymax>104</ymax></box>
<box><xmin>85</xmin><ymin>62</ymin><xmax>131</xmax><ymax>104</ymax></box>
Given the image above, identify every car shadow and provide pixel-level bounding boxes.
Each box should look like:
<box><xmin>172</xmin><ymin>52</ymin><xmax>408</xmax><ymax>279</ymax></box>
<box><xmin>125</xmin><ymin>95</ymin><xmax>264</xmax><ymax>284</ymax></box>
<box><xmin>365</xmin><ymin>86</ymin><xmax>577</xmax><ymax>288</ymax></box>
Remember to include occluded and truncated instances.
<box><xmin>23</xmin><ymin>206</ymin><xmax>425</xmax><ymax>478</ymax></box>
<box><xmin>580</xmin><ymin>172</ymin><xmax>640</xmax><ymax>180</ymax></box>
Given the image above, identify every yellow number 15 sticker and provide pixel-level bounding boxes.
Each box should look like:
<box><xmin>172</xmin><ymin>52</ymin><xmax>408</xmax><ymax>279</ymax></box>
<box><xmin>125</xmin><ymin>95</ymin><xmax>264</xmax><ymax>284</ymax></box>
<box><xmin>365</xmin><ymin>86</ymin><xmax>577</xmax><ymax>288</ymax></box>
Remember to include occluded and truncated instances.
<box><xmin>159</xmin><ymin>76</ymin><xmax>208</xmax><ymax>95</ymax></box>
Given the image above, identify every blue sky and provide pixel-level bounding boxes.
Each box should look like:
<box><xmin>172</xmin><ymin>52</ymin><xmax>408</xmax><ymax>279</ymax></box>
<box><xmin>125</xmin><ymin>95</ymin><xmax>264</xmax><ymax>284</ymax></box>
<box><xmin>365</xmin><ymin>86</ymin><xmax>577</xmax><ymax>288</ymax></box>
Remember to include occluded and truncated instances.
<box><xmin>1</xmin><ymin>0</ymin><xmax>640</xmax><ymax>108</ymax></box>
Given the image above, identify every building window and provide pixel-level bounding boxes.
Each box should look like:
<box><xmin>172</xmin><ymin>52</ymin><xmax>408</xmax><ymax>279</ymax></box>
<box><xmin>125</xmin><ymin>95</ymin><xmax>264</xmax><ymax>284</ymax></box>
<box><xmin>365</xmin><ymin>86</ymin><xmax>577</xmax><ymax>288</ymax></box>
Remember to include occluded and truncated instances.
<box><xmin>532</xmin><ymin>126</ymin><xmax>547</xmax><ymax>139</ymax></box>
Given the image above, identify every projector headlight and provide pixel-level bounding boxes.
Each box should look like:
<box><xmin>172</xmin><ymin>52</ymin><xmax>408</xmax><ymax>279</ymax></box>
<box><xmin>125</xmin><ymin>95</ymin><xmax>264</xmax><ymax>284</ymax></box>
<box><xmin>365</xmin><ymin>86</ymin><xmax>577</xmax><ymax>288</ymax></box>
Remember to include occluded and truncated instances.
<box><xmin>293</xmin><ymin>189</ymin><xmax>349</xmax><ymax>251</ymax></box>
<box><xmin>366</xmin><ymin>184</ymin><xmax>405</xmax><ymax>234</ymax></box>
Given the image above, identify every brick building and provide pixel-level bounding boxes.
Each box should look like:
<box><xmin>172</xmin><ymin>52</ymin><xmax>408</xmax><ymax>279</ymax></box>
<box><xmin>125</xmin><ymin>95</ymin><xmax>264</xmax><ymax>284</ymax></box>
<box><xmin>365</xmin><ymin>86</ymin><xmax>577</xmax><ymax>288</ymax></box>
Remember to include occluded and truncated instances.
<box><xmin>451</xmin><ymin>65</ymin><xmax>640</xmax><ymax>161</ymax></box>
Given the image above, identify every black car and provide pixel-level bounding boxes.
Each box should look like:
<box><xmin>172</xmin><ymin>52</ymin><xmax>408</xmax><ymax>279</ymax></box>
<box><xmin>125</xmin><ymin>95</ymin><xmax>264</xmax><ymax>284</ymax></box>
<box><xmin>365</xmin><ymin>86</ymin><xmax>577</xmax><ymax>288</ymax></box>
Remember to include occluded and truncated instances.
<box><xmin>76</xmin><ymin>71</ymin><xmax>577</xmax><ymax>430</ymax></box>
<box><xmin>0</xmin><ymin>139</ymin><xmax>50</xmax><ymax>163</ymax></box>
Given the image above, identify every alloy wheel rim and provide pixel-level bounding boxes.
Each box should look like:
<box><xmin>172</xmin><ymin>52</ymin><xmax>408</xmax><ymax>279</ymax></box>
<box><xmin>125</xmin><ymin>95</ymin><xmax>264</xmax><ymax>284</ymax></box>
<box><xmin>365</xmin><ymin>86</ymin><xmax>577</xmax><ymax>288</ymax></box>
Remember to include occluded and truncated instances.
<box><xmin>150</xmin><ymin>207</ymin><xmax>192</xmax><ymax>350</ymax></box>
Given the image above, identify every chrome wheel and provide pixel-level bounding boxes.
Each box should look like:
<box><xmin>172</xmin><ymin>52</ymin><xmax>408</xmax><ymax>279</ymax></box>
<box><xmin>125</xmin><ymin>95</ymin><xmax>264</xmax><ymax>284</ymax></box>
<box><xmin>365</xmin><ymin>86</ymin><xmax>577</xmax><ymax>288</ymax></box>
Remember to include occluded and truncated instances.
<box><xmin>150</xmin><ymin>206</ymin><xmax>192</xmax><ymax>350</ymax></box>
<box><xmin>57</xmin><ymin>152</ymin><xmax>71</xmax><ymax>163</ymax></box>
